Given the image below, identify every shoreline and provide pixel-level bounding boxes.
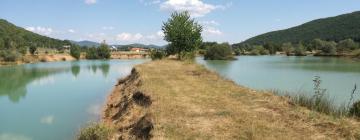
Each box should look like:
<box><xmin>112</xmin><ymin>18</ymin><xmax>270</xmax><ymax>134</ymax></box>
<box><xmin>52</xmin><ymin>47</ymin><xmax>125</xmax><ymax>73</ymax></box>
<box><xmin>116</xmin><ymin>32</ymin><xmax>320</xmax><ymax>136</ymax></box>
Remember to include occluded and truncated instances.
<box><xmin>100</xmin><ymin>59</ymin><xmax>360</xmax><ymax>139</ymax></box>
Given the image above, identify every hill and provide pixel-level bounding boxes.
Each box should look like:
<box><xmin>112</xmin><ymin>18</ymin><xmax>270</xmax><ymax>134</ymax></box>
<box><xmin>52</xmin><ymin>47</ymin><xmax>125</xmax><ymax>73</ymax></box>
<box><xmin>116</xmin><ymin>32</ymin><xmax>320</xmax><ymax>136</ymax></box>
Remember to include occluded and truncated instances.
<box><xmin>0</xmin><ymin>19</ymin><xmax>68</xmax><ymax>50</ymax></box>
<box><xmin>242</xmin><ymin>11</ymin><xmax>360</xmax><ymax>45</ymax></box>
<box><xmin>71</xmin><ymin>40</ymin><xmax>100</xmax><ymax>47</ymax></box>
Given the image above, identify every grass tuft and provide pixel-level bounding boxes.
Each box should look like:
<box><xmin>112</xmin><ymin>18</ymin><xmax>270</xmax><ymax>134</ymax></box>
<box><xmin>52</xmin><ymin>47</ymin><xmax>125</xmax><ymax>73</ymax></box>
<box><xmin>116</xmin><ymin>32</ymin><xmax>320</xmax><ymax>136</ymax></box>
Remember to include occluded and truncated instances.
<box><xmin>77</xmin><ymin>123</ymin><xmax>113</xmax><ymax>140</ymax></box>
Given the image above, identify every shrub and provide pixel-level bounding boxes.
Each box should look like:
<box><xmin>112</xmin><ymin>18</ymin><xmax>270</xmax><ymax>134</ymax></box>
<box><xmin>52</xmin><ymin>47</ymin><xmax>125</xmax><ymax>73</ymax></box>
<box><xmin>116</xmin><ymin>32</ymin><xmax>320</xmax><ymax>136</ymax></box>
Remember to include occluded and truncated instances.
<box><xmin>320</xmin><ymin>41</ymin><xmax>337</xmax><ymax>55</ymax></box>
<box><xmin>97</xmin><ymin>43</ymin><xmax>111</xmax><ymax>59</ymax></box>
<box><xmin>294</xmin><ymin>43</ymin><xmax>306</xmax><ymax>56</ymax></box>
<box><xmin>282</xmin><ymin>42</ymin><xmax>294</xmax><ymax>56</ymax></box>
<box><xmin>337</xmin><ymin>39</ymin><xmax>358</xmax><ymax>53</ymax></box>
<box><xmin>150</xmin><ymin>49</ymin><xmax>166</xmax><ymax>60</ymax></box>
<box><xmin>204</xmin><ymin>43</ymin><xmax>234</xmax><ymax>60</ymax></box>
<box><xmin>70</xmin><ymin>45</ymin><xmax>81</xmax><ymax>60</ymax></box>
<box><xmin>179</xmin><ymin>51</ymin><xmax>196</xmax><ymax>61</ymax></box>
<box><xmin>351</xmin><ymin>49</ymin><xmax>360</xmax><ymax>58</ymax></box>
<box><xmin>29</xmin><ymin>45</ymin><xmax>37</xmax><ymax>55</ymax></box>
<box><xmin>77</xmin><ymin>123</ymin><xmax>112</xmax><ymax>140</ymax></box>
<box><xmin>349</xmin><ymin>101</ymin><xmax>360</xmax><ymax>117</ymax></box>
<box><xmin>249</xmin><ymin>49</ymin><xmax>260</xmax><ymax>55</ymax></box>
<box><xmin>86</xmin><ymin>47</ymin><xmax>98</xmax><ymax>59</ymax></box>
<box><xmin>0</xmin><ymin>49</ymin><xmax>21</xmax><ymax>62</ymax></box>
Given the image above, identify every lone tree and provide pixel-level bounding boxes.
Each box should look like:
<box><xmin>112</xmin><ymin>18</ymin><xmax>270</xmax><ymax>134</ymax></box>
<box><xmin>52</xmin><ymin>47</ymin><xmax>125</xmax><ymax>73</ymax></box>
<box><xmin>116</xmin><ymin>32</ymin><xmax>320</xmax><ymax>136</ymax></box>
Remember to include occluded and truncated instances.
<box><xmin>70</xmin><ymin>45</ymin><xmax>81</xmax><ymax>60</ymax></box>
<box><xmin>162</xmin><ymin>11</ymin><xmax>202</xmax><ymax>60</ymax></box>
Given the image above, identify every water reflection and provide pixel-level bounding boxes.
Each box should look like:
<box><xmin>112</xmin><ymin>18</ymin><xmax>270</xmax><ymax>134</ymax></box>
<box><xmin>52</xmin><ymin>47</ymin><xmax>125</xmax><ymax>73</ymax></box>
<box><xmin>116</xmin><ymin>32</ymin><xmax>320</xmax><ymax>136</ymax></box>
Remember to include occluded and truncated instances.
<box><xmin>271</xmin><ymin>56</ymin><xmax>360</xmax><ymax>73</ymax></box>
<box><xmin>87</xmin><ymin>61</ymin><xmax>111</xmax><ymax>77</ymax></box>
<box><xmin>71</xmin><ymin>63</ymin><xmax>81</xmax><ymax>77</ymax></box>
<box><xmin>0</xmin><ymin>60</ymin><xmax>111</xmax><ymax>103</ymax></box>
<box><xmin>0</xmin><ymin>66</ymin><xmax>67</xmax><ymax>103</ymax></box>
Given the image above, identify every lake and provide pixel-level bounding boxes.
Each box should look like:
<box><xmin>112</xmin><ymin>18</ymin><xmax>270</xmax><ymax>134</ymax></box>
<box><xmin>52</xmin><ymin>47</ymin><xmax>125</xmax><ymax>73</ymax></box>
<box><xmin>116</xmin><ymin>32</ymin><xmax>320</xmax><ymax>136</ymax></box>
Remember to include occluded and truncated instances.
<box><xmin>0</xmin><ymin>59</ymin><xmax>146</xmax><ymax>140</ymax></box>
<box><xmin>197</xmin><ymin>56</ymin><xmax>360</xmax><ymax>106</ymax></box>
<box><xmin>1</xmin><ymin>56</ymin><xmax>360</xmax><ymax>139</ymax></box>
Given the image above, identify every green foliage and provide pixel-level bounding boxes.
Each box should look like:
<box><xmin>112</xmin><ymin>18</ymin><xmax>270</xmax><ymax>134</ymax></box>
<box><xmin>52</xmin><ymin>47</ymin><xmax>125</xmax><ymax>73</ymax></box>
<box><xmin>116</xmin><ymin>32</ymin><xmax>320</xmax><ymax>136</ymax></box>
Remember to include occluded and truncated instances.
<box><xmin>162</xmin><ymin>11</ymin><xmax>202</xmax><ymax>60</ymax></box>
<box><xmin>320</xmin><ymin>41</ymin><xmax>337</xmax><ymax>55</ymax></box>
<box><xmin>250</xmin><ymin>45</ymin><xmax>269</xmax><ymax>55</ymax></box>
<box><xmin>204</xmin><ymin>43</ymin><xmax>234</xmax><ymax>60</ymax></box>
<box><xmin>85</xmin><ymin>43</ymin><xmax>110</xmax><ymax>60</ymax></box>
<box><xmin>351</xmin><ymin>49</ymin><xmax>360</xmax><ymax>58</ymax></box>
<box><xmin>29</xmin><ymin>45</ymin><xmax>37</xmax><ymax>55</ymax></box>
<box><xmin>242</xmin><ymin>11</ymin><xmax>360</xmax><ymax>44</ymax></box>
<box><xmin>337</xmin><ymin>39</ymin><xmax>358</xmax><ymax>53</ymax></box>
<box><xmin>263</xmin><ymin>42</ymin><xmax>277</xmax><ymax>55</ymax></box>
<box><xmin>150</xmin><ymin>49</ymin><xmax>166</xmax><ymax>60</ymax></box>
<box><xmin>0</xmin><ymin>49</ymin><xmax>21</xmax><ymax>62</ymax></box>
<box><xmin>282</xmin><ymin>42</ymin><xmax>294</xmax><ymax>56</ymax></box>
<box><xmin>85</xmin><ymin>47</ymin><xmax>98</xmax><ymax>59</ymax></box>
<box><xmin>77</xmin><ymin>123</ymin><xmax>112</xmax><ymax>140</ymax></box>
<box><xmin>70</xmin><ymin>45</ymin><xmax>81</xmax><ymax>60</ymax></box>
<box><xmin>0</xmin><ymin>19</ymin><xmax>69</xmax><ymax>51</ymax></box>
<box><xmin>294</xmin><ymin>43</ymin><xmax>306</xmax><ymax>56</ymax></box>
<box><xmin>97</xmin><ymin>43</ymin><xmax>111</xmax><ymax>59</ymax></box>
<box><xmin>349</xmin><ymin>101</ymin><xmax>360</xmax><ymax>117</ymax></box>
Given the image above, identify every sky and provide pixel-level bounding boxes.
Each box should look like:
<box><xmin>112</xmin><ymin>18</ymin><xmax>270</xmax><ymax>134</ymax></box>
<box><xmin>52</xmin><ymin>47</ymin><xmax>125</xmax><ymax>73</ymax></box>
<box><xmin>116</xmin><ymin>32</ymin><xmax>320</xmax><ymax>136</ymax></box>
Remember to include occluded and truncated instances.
<box><xmin>1</xmin><ymin>0</ymin><xmax>360</xmax><ymax>45</ymax></box>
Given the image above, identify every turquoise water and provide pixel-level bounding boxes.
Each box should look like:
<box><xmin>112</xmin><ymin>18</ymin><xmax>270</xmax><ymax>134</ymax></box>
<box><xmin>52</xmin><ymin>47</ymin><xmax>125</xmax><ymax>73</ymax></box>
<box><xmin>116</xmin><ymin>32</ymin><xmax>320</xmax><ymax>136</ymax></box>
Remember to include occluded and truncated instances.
<box><xmin>197</xmin><ymin>56</ymin><xmax>360</xmax><ymax>106</ymax></box>
<box><xmin>0</xmin><ymin>59</ymin><xmax>147</xmax><ymax>140</ymax></box>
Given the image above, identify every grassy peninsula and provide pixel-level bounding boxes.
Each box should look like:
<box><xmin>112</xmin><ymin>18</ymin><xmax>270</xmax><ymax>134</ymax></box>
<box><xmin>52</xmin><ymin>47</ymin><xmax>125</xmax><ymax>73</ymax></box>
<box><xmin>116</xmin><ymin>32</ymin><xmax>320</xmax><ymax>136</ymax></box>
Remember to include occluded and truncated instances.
<box><xmin>96</xmin><ymin>60</ymin><xmax>360</xmax><ymax>139</ymax></box>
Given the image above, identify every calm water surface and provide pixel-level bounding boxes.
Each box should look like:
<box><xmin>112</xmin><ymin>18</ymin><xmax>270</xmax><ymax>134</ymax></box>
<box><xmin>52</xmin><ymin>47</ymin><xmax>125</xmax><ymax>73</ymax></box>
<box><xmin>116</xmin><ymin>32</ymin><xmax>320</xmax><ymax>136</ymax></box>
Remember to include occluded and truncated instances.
<box><xmin>0</xmin><ymin>59</ymin><xmax>147</xmax><ymax>140</ymax></box>
<box><xmin>197</xmin><ymin>56</ymin><xmax>360</xmax><ymax>105</ymax></box>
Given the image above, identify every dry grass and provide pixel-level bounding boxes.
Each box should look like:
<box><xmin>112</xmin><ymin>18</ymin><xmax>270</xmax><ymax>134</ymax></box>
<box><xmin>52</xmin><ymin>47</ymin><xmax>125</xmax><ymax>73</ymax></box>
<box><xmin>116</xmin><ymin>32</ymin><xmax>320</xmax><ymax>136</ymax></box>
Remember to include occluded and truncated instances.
<box><xmin>105</xmin><ymin>59</ymin><xmax>360</xmax><ymax>140</ymax></box>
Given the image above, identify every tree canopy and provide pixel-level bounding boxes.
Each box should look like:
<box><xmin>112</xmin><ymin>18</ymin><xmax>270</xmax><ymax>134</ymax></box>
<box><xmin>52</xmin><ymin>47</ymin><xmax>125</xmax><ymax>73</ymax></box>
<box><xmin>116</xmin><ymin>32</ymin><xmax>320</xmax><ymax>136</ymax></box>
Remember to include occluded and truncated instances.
<box><xmin>162</xmin><ymin>11</ymin><xmax>202</xmax><ymax>60</ymax></box>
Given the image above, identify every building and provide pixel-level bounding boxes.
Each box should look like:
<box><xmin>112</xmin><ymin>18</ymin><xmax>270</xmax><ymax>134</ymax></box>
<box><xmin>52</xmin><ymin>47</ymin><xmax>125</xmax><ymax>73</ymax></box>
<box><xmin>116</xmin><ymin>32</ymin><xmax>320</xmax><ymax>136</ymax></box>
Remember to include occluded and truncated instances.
<box><xmin>130</xmin><ymin>47</ymin><xmax>148</xmax><ymax>53</ymax></box>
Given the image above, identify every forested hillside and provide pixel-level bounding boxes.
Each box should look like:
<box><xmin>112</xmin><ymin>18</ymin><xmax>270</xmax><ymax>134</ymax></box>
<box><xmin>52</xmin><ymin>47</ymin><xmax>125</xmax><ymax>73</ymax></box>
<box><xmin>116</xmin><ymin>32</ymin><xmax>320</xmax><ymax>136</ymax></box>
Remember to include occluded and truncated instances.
<box><xmin>242</xmin><ymin>11</ymin><xmax>360</xmax><ymax>45</ymax></box>
<box><xmin>0</xmin><ymin>19</ymin><xmax>68</xmax><ymax>50</ymax></box>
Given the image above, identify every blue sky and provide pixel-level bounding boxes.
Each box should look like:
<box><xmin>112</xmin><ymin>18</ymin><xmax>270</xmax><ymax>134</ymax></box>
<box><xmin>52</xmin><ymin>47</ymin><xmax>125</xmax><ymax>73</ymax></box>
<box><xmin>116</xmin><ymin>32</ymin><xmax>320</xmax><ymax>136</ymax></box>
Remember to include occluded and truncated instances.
<box><xmin>1</xmin><ymin>0</ymin><xmax>359</xmax><ymax>45</ymax></box>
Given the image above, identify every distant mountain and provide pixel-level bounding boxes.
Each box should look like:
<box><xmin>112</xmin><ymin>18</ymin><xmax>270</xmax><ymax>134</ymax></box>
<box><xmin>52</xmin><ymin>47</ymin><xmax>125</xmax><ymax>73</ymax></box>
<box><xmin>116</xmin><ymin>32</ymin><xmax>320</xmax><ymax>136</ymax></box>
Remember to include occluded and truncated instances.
<box><xmin>0</xmin><ymin>19</ymin><xmax>68</xmax><ymax>49</ymax></box>
<box><xmin>114</xmin><ymin>43</ymin><xmax>164</xmax><ymax>49</ymax></box>
<box><xmin>241</xmin><ymin>11</ymin><xmax>360</xmax><ymax>45</ymax></box>
<box><xmin>71</xmin><ymin>40</ymin><xmax>101</xmax><ymax>47</ymax></box>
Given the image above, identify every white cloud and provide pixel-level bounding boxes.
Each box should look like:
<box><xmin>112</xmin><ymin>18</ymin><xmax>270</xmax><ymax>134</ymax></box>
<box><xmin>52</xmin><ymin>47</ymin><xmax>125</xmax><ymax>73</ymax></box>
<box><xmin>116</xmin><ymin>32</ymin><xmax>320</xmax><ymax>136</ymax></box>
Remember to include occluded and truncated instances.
<box><xmin>140</xmin><ymin>0</ymin><xmax>161</xmax><ymax>6</ymax></box>
<box><xmin>85</xmin><ymin>0</ymin><xmax>96</xmax><ymax>5</ymax></box>
<box><xmin>101</xmin><ymin>26</ymin><xmax>114</xmax><ymax>30</ymax></box>
<box><xmin>40</xmin><ymin>115</ymin><xmax>55</xmax><ymax>125</ymax></box>
<box><xmin>156</xmin><ymin>30</ymin><xmax>165</xmax><ymax>37</ymax></box>
<box><xmin>25</xmin><ymin>26</ymin><xmax>53</xmax><ymax>35</ymax></box>
<box><xmin>203</xmin><ymin>26</ymin><xmax>223</xmax><ymax>35</ymax></box>
<box><xmin>160</xmin><ymin>0</ymin><xmax>222</xmax><ymax>17</ymax></box>
<box><xmin>68</xmin><ymin>29</ymin><xmax>75</xmax><ymax>33</ymax></box>
<box><xmin>116</xmin><ymin>33</ymin><xmax>143</xmax><ymax>41</ymax></box>
<box><xmin>200</xmin><ymin>20</ymin><xmax>220</xmax><ymax>26</ymax></box>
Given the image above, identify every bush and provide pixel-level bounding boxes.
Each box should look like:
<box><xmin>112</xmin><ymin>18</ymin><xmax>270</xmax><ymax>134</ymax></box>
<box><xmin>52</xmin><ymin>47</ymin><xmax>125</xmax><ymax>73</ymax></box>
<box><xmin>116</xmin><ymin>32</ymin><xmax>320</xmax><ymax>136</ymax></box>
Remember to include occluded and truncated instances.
<box><xmin>179</xmin><ymin>51</ymin><xmax>196</xmax><ymax>61</ymax></box>
<box><xmin>204</xmin><ymin>43</ymin><xmax>235</xmax><ymax>60</ymax></box>
<box><xmin>29</xmin><ymin>45</ymin><xmax>37</xmax><ymax>55</ymax></box>
<box><xmin>0</xmin><ymin>49</ymin><xmax>21</xmax><ymax>62</ymax></box>
<box><xmin>351</xmin><ymin>49</ymin><xmax>360</xmax><ymax>58</ymax></box>
<box><xmin>294</xmin><ymin>43</ymin><xmax>306</xmax><ymax>56</ymax></box>
<box><xmin>77</xmin><ymin>123</ymin><xmax>112</xmax><ymax>140</ymax></box>
<box><xmin>97</xmin><ymin>43</ymin><xmax>111</xmax><ymax>59</ymax></box>
<box><xmin>70</xmin><ymin>45</ymin><xmax>81</xmax><ymax>60</ymax></box>
<box><xmin>349</xmin><ymin>101</ymin><xmax>360</xmax><ymax>117</ymax></box>
<box><xmin>150</xmin><ymin>49</ymin><xmax>166</xmax><ymax>60</ymax></box>
<box><xmin>282</xmin><ymin>42</ymin><xmax>294</xmax><ymax>56</ymax></box>
<box><xmin>86</xmin><ymin>47</ymin><xmax>98</xmax><ymax>59</ymax></box>
<box><xmin>337</xmin><ymin>39</ymin><xmax>358</xmax><ymax>53</ymax></box>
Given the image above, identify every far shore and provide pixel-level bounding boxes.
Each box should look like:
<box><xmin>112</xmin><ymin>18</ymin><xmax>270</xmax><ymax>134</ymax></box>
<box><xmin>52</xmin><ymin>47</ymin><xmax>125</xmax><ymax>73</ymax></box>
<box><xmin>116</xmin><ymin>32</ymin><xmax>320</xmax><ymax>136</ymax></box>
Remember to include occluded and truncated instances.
<box><xmin>0</xmin><ymin>51</ymin><xmax>150</xmax><ymax>66</ymax></box>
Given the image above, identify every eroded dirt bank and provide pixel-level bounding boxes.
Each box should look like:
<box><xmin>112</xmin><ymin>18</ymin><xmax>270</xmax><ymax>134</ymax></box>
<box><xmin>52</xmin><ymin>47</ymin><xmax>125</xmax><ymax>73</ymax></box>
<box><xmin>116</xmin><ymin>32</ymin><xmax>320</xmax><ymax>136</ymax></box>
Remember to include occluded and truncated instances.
<box><xmin>103</xmin><ymin>60</ymin><xmax>360</xmax><ymax>140</ymax></box>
